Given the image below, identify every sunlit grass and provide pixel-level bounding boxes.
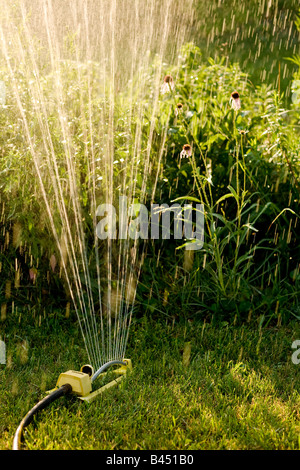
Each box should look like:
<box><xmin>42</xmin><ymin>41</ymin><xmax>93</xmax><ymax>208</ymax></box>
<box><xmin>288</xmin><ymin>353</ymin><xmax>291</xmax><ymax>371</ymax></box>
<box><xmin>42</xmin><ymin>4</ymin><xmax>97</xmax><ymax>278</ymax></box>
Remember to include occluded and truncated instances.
<box><xmin>1</xmin><ymin>315</ymin><xmax>299</xmax><ymax>450</ymax></box>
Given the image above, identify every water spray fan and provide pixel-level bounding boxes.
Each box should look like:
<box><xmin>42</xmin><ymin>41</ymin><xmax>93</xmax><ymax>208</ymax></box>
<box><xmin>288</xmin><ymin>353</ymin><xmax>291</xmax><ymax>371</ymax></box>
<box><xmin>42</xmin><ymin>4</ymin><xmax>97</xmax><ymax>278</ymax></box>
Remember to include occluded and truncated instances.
<box><xmin>13</xmin><ymin>359</ymin><xmax>132</xmax><ymax>450</ymax></box>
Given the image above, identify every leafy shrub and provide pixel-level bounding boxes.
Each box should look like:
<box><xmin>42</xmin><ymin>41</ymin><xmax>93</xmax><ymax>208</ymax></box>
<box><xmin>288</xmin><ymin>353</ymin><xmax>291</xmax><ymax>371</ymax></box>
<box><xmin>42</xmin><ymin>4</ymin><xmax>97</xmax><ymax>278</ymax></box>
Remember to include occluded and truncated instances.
<box><xmin>138</xmin><ymin>44</ymin><xmax>300</xmax><ymax>324</ymax></box>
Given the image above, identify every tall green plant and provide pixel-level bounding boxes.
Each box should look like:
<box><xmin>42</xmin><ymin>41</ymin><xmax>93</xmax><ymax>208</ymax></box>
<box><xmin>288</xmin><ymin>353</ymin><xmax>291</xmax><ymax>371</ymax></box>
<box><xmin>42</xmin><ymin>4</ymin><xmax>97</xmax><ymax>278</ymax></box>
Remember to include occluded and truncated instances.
<box><xmin>149</xmin><ymin>44</ymin><xmax>299</xmax><ymax>321</ymax></box>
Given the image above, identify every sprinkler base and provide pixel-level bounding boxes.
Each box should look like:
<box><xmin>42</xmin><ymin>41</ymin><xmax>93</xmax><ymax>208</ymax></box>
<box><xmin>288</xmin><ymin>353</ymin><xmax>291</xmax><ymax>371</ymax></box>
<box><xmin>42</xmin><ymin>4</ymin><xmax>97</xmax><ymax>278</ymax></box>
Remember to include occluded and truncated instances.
<box><xmin>48</xmin><ymin>359</ymin><xmax>132</xmax><ymax>404</ymax></box>
<box><xmin>79</xmin><ymin>359</ymin><xmax>132</xmax><ymax>403</ymax></box>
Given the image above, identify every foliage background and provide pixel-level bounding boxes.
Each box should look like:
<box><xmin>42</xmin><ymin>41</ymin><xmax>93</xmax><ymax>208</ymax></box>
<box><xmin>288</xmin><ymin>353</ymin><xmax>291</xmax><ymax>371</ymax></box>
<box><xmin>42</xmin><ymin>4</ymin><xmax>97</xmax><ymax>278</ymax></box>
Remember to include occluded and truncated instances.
<box><xmin>0</xmin><ymin>2</ymin><xmax>299</xmax><ymax>329</ymax></box>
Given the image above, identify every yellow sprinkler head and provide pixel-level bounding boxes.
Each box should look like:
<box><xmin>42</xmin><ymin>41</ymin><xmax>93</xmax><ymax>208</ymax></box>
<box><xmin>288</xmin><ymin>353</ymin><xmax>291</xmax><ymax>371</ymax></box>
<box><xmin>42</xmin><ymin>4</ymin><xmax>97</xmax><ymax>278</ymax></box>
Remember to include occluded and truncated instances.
<box><xmin>56</xmin><ymin>369</ymin><xmax>92</xmax><ymax>397</ymax></box>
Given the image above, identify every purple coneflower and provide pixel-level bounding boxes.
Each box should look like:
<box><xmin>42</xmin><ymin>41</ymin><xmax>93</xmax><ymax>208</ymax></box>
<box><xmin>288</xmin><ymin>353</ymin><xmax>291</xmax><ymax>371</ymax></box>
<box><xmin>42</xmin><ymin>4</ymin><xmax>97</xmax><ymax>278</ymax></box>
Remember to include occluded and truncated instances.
<box><xmin>161</xmin><ymin>74</ymin><xmax>175</xmax><ymax>94</ymax></box>
<box><xmin>180</xmin><ymin>144</ymin><xmax>192</xmax><ymax>159</ymax></box>
<box><xmin>175</xmin><ymin>102</ymin><xmax>183</xmax><ymax>116</ymax></box>
<box><xmin>230</xmin><ymin>91</ymin><xmax>241</xmax><ymax>111</ymax></box>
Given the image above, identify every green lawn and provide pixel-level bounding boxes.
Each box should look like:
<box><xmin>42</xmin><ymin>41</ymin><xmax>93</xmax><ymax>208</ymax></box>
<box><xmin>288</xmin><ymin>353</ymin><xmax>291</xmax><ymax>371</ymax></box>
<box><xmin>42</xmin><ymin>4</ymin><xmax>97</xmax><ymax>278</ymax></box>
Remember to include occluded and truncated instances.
<box><xmin>1</xmin><ymin>314</ymin><xmax>299</xmax><ymax>450</ymax></box>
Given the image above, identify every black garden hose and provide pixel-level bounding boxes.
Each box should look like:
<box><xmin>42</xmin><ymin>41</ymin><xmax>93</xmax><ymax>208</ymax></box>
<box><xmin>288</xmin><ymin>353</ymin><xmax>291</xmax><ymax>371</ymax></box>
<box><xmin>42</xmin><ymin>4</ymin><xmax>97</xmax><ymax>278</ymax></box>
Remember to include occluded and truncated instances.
<box><xmin>13</xmin><ymin>383</ymin><xmax>72</xmax><ymax>450</ymax></box>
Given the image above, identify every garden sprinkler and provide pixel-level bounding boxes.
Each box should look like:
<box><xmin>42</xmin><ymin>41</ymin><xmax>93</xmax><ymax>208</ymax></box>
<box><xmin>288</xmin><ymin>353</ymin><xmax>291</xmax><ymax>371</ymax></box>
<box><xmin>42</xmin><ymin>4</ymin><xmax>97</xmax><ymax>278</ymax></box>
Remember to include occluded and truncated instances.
<box><xmin>13</xmin><ymin>359</ymin><xmax>132</xmax><ymax>450</ymax></box>
<box><xmin>51</xmin><ymin>359</ymin><xmax>132</xmax><ymax>402</ymax></box>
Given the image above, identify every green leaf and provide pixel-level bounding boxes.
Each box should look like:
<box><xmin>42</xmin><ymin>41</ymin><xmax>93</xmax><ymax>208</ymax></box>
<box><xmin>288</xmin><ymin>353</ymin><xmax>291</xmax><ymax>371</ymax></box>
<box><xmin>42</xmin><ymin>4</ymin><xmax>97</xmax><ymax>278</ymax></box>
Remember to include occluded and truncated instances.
<box><xmin>171</xmin><ymin>196</ymin><xmax>202</xmax><ymax>204</ymax></box>
<box><xmin>268</xmin><ymin>208</ymin><xmax>299</xmax><ymax>230</ymax></box>
<box><xmin>227</xmin><ymin>185</ymin><xmax>239</xmax><ymax>202</ymax></box>
<box><xmin>242</xmin><ymin>223</ymin><xmax>258</xmax><ymax>232</ymax></box>
<box><xmin>215</xmin><ymin>193</ymin><xmax>235</xmax><ymax>206</ymax></box>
